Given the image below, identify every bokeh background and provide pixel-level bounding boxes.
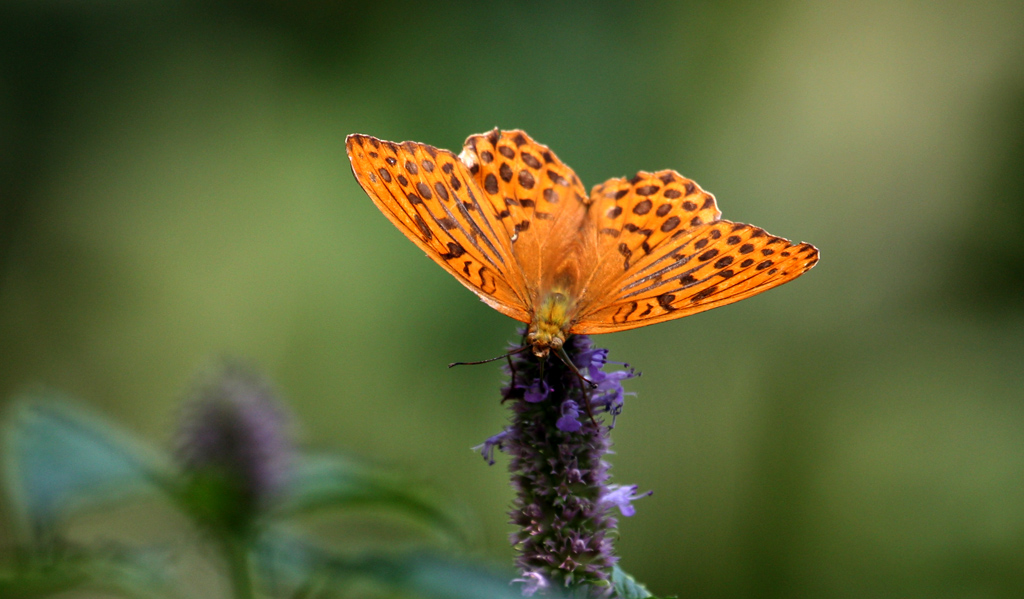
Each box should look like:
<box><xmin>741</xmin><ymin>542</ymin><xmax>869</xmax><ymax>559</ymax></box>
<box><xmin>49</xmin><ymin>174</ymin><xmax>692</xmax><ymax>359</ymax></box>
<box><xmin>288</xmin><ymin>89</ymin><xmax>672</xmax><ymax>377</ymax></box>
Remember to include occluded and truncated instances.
<box><xmin>3</xmin><ymin>1</ymin><xmax>1024</xmax><ymax>597</ymax></box>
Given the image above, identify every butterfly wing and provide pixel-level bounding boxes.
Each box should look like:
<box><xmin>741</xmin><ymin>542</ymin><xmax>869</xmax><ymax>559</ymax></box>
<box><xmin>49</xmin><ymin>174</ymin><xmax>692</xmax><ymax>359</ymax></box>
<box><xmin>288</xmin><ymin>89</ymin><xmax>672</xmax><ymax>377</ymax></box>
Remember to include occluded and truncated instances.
<box><xmin>458</xmin><ymin>129</ymin><xmax>592</xmax><ymax>305</ymax></box>
<box><xmin>346</xmin><ymin>134</ymin><xmax>531</xmax><ymax>322</ymax></box>
<box><xmin>572</xmin><ymin>170</ymin><xmax>818</xmax><ymax>333</ymax></box>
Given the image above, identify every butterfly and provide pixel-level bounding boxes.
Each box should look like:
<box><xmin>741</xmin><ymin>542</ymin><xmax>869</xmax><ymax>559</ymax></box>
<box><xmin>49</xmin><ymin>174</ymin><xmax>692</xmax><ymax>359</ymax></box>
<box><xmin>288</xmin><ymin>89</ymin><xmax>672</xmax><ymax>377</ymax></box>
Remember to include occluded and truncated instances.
<box><xmin>346</xmin><ymin>129</ymin><xmax>818</xmax><ymax>359</ymax></box>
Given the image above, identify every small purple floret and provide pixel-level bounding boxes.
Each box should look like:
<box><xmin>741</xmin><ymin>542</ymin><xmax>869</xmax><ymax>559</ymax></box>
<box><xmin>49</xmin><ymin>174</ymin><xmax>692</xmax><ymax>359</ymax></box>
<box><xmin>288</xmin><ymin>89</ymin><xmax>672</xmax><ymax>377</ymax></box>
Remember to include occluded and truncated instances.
<box><xmin>524</xmin><ymin>379</ymin><xmax>552</xmax><ymax>403</ymax></box>
<box><xmin>511</xmin><ymin>571</ymin><xmax>550</xmax><ymax>597</ymax></box>
<box><xmin>600</xmin><ymin>484</ymin><xmax>653</xmax><ymax>518</ymax></box>
<box><xmin>556</xmin><ymin>400</ymin><xmax>583</xmax><ymax>432</ymax></box>
<box><xmin>474</xmin><ymin>429</ymin><xmax>510</xmax><ymax>465</ymax></box>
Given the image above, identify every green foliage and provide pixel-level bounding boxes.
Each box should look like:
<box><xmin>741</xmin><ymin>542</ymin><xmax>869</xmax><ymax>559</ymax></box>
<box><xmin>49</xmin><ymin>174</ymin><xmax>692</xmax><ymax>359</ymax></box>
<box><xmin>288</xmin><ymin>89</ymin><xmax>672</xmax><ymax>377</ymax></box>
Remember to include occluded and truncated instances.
<box><xmin>0</xmin><ymin>547</ymin><xmax>176</xmax><ymax>599</ymax></box>
<box><xmin>0</xmin><ymin>388</ymin><xmax>572</xmax><ymax>598</ymax></box>
<box><xmin>2</xmin><ymin>394</ymin><xmax>171</xmax><ymax>539</ymax></box>
<box><xmin>255</xmin><ymin>530</ymin><xmax>550</xmax><ymax>599</ymax></box>
<box><xmin>276</xmin><ymin>454</ymin><xmax>465</xmax><ymax>543</ymax></box>
<box><xmin>610</xmin><ymin>565</ymin><xmax>664</xmax><ymax>599</ymax></box>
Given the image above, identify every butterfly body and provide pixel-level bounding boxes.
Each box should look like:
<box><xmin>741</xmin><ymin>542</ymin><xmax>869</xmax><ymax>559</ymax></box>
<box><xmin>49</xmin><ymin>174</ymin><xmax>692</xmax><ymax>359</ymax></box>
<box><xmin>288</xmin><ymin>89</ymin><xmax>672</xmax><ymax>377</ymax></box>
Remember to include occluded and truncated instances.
<box><xmin>528</xmin><ymin>289</ymin><xmax>575</xmax><ymax>357</ymax></box>
<box><xmin>346</xmin><ymin>129</ymin><xmax>818</xmax><ymax>355</ymax></box>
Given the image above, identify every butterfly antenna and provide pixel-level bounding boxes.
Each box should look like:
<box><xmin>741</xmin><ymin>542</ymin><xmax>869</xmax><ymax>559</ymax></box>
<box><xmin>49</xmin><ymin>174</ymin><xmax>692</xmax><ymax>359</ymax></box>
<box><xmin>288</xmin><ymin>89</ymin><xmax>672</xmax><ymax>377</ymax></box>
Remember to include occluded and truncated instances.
<box><xmin>449</xmin><ymin>344</ymin><xmax>530</xmax><ymax>368</ymax></box>
<box><xmin>554</xmin><ymin>346</ymin><xmax>600</xmax><ymax>427</ymax></box>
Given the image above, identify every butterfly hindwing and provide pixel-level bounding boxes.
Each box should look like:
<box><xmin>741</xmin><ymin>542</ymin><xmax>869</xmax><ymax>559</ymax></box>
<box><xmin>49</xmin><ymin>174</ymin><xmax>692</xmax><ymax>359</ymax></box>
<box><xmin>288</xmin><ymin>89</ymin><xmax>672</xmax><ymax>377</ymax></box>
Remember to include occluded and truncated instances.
<box><xmin>586</xmin><ymin>170</ymin><xmax>721</xmax><ymax>271</ymax></box>
<box><xmin>573</xmin><ymin>170</ymin><xmax>720</xmax><ymax>314</ymax></box>
<box><xmin>460</xmin><ymin>129</ymin><xmax>592</xmax><ymax>298</ymax></box>
<box><xmin>346</xmin><ymin>134</ymin><xmax>531</xmax><ymax>322</ymax></box>
<box><xmin>573</xmin><ymin>171</ymin><xmax>818</xmax><ymax>333</ymax></box>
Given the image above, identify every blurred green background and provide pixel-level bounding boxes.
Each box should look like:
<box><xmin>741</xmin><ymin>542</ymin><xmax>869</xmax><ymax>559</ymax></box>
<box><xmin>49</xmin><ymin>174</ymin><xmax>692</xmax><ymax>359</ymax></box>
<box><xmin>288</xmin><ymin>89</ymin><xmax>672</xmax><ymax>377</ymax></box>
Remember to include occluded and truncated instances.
<box><xmin>2</xmin><ymin>1</ymin><xmax>1024</xmax><ymax>597</ymax></box>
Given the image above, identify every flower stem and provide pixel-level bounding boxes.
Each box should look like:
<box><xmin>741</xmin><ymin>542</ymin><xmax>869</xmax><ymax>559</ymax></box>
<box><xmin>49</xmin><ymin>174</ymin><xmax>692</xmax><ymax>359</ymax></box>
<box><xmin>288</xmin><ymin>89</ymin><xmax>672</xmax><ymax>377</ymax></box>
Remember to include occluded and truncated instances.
<box><xmin>224</xmin><ymin>538</ymin><xmax>256</xmax><ymax>599</ymax></box>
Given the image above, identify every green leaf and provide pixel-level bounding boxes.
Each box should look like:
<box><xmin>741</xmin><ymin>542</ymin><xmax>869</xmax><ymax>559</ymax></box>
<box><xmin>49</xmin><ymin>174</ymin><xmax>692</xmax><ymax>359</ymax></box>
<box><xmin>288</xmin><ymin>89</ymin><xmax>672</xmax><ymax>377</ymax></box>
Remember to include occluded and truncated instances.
<box><xmin>0</xmin><ymin>560</ymin><xmax>89</xmax><ymax>598</ymax></box>
<box><xmin>254</xmin><ymin>528</ymin><xmax>569</xmax><ymax>599</ymax></box>
<box><xmin>0</xmin><ymin>547</ymin><xmax>178</xmax><ymax>599</ymax></box>
<box><xmin>274</xmin><ymin>454</ymin><xmax>466</xmax><ymax>543</ymax></box>
<box><xmin>1</xmin><ymin>392</ymin><xmax>172</xmax><ymax>539</ymax></box>
<box><xmin>611</xmin><ymin>564</ymin><xmax>660</xmax><ymax>598</ymax></box>
<box><xmin>372</xmin><ymin>553</ymin><xmax>560</xmax><ymax>599</ymax></box>
<box><xmin>80</xmin><ymin>548</ymin><xmax>180</xmax><ymax>599</ymax></box>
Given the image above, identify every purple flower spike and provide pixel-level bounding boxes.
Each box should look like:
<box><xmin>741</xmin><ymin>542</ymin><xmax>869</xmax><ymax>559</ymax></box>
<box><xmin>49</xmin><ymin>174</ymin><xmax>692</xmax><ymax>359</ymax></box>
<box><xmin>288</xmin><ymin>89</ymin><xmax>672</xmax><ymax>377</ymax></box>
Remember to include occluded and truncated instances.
<box><xmin>477</xmin><ymin>331</ymin><xmax>643</xmax><ymax>597</ymax></box>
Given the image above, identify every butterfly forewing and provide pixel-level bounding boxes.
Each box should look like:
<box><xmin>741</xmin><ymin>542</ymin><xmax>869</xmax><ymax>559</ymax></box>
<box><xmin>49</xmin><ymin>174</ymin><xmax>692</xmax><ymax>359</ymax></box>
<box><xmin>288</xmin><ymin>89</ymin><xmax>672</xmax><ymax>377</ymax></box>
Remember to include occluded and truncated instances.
<box><xmin>572</xmin><ymin>172</ymin><xmax>818</xmax><ymax>334</ymax></box>
<box><xmin>346</xmin><ymin>134</ymin><xmax>531</xmax><ymax>322</ymax></box>
<box><xmin>577</xmin><ymin>232</ymin><xmax>818</xmax><ymax>332</ymax></box>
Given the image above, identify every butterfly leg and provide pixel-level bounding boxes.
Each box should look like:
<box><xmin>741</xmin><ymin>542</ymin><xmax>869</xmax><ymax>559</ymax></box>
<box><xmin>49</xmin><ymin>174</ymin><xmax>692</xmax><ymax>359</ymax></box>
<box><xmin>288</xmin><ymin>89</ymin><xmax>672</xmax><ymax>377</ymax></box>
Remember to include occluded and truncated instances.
<box><xmin>502</xmin><ymin>352</ymin><xmax>519</xmax><ymax>403</ymax></box>
<box><xmin>581</xmin><ymin>383</ymin><xmax>598</xmax><ymax>428</ymax></box>
<box><xmin>553</xmin><ymin>346</ymin><xmax>600</xmax><ymax>427</ymax></box>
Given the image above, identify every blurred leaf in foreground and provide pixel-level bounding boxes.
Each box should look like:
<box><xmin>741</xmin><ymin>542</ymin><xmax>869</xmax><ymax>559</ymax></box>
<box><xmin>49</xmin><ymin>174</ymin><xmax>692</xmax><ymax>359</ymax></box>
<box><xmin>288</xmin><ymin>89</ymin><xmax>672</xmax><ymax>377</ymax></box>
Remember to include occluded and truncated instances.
<box><xmin>1</xmin><ymin>392</ymin><xmax>171</xmax><ymax>542</ymax></box>
<box><xmin>277</xmin><ymin>453</ymin><xmax>466</xmax><ymax>544</ymax></box>
<box><xmin>0</xmin><ymin>545</ymin><xmax>177</xmax><ymax>599</ymax></box>
<box><xmin>256</xmin><ymin>528</ymin><xmax>567</xmax><ymax>599</ymax></box>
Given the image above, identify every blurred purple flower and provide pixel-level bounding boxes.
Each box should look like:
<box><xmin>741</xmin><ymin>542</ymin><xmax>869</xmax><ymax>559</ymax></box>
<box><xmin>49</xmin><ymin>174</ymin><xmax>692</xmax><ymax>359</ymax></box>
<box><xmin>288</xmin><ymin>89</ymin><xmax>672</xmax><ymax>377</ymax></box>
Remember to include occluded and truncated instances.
<box><xmin>174</xmin><ymin>360</ymin><xmax>291</xmax><ymax>534</ymax></box>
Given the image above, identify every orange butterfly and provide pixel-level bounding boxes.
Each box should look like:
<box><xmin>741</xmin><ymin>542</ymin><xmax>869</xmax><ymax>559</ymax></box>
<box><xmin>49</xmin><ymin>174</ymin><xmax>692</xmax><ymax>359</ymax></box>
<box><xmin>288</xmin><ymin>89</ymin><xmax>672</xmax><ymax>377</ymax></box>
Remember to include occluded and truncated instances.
<box><xmin>346</xmin><ymin>129</ymin><xmax>818</xmax><ymax>358</ymax></box>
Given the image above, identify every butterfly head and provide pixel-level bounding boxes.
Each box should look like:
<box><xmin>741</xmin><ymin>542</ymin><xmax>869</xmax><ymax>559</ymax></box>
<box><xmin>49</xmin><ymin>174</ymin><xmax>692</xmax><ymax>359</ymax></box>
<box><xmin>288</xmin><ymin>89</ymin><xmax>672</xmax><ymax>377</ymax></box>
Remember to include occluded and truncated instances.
<box><xmin>528</xmin><ymin>291</ymin><xmax>575</xmax><ymax>358</ymax></box>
